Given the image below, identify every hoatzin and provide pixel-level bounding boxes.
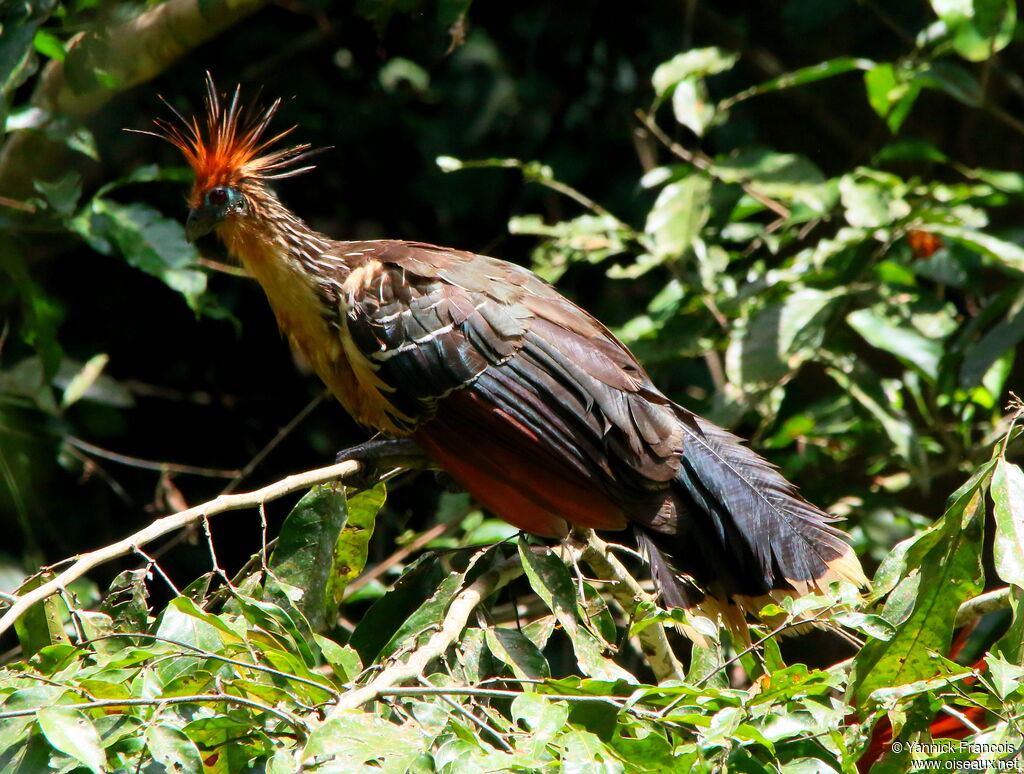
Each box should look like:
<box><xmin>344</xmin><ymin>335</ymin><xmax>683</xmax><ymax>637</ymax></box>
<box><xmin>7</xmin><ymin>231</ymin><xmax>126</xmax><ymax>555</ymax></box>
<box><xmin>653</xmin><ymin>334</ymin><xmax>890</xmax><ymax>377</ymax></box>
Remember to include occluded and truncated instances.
<box><xmin>145</xmin><ymin>79</ymin><xmax>866</xmax><ymax>636</ymax></box>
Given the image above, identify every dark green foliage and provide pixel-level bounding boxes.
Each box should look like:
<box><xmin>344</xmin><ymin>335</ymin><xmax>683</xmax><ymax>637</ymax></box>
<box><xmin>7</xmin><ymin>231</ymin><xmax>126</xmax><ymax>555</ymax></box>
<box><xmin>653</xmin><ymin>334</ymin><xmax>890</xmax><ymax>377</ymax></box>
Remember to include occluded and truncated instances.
<box><xmin>1</xmin><ymin>0</ymin><xmax>1024</xmax><ymax>770</ymax></box>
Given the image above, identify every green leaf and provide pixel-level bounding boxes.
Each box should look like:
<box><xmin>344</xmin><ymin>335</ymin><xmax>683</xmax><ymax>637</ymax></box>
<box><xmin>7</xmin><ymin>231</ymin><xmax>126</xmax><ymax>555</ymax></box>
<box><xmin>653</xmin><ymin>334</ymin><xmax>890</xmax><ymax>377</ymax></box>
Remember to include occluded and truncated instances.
<box><xmin>721</xmin><ymin>57</ymin><xmax>873</xmax><ymax>109</ymax></box>
<box><xmin>992</xmin><ymin>459</ymin><xmax>1024</xmax><ymax>590</ymax></box>
<box><xmin>302</xmin><ymin>710</ymin><xmax>426</xmax><ymax>772</ymax></box>
<box><xmin>652</xmin><ymin>48</ymin><xmax>736</xmax><ymax>137</ymax></box>
<box><xmin>32</xmin><ymin>29</ymin><xmax>64</xmax><ymax>62</ymax></box>
<box><xmin>511</xmin><ymin>213</ymin><xmax>630</xmax><ymax>282</ymax></box>
<box><xmin>984</xmin><ymin>652</ymin><xmax>1024</xmax><ymax>699</ymax></box>
<box><xmin>873</xmin><ymin>139</ymin><xmax>950</xmax><ymax>164</ymax></box>
<box><xmin>70</xmin><ymin>199</ymin><xmax>207</xmax><ymax>311</ymax></box>
<box><xmin>485</xmin><ymin>627</ymin><xmax>550</xmax><ymax>680</ymax></box>
<box><xmin>36</xmin><ymin>707</ymin><xmax>106</xmax><ymax>774</ymax></box>
<box><xmin>994</xmin><ymin>587</ymin><xmax>1024</xmax><ymax>664</ymax></box>
<box><xmin>917</xmin><ymin>61</ymin><xmax>984</xmax><ymax>106</ymax></box>
<box><xmin>349</xmin><ymin>555</ymin><xmax>446</xmax><ymax>663</ymax></box>
<box><xmin>512</xmin><ymin>693</ymin><xmax>569</xmax><ymax>741</ymax></box>
<box><xmin>848</xmin><ymin>461</ymin><xmax>992</xmax><ymax>709</ymax></box>
<box><xmin>145</xmin><ymin>723</ymin><xmax>203</xmax><ymax>774</ymax></box>
<box><xmin>931</xmin><ymin>0</ymin><xmax>1016</xmax><ymax>61</ymax></box>
<box><xmin>846</xmin><ymin>306</ymin><xmax>943</xmax><ymax>380</ymax></box>
<box><xmin>0</xmin><ymin>0</ymin><xmax>58</xmax><ymax>133</ymax></box>
<box><xmin>671</xmin><ymin>76</ymin><xmax>715</xmax><ymax>136</ymax></box>
<box><xmin>864</xmin><ymin>63</ymin><xmax>921</xmax><ymax>133</ymax></box>
<box><xmin>330</xmin><ymin>482</ymin><xmax>386</xmax><ymax>607</ymax></box>
<box><xmin>727</xmin><ymin>288</ymin><xmax>839</xmax><ymax>387</ymax></box>
<box><xmin>652</xmin><ymin>48</ymin><xmax>738</xmax><ymax>97</ymax></box>
<box><xmin>156</xmin><ymin>597</ymin><xmax>239</xmax><ymax>659</ymax></box>
<box><xmin>379</xmin><ymin>57</ymin><xmax>430</xmax><ymax>94</ymax></box>
<box><xmin>269</xmin><ymin>483</ymin><xmax>351</xmax><ymax>631</ymax></box>
<box><xmin>838</xmin><ymin>172</ymin><xmax>909</xmax><ymax>228</ymax></box>
<box><xmin>712</xmin><ymin>148</ymin><xmax>830</xmax><ymax>213</ymax></box>
<box><xmin>377</xmin><ymin>569</ymin><xmax>464</xmax><ymax>661</ymax></box>
<box><xmin>959</xmin><ymin>293</ymin><xmax>1024</xmax><ymax>390</ymax></box>
<box><xmin>518</xmin><ymin>538</ymin><xmax>633</xmax><ymax>681</ymax></box>
<box><xmin>59</xmin><ymin>353</ymin><xmax>110</xmax><ymax>410</ymax></box>
<box><xmin>98</xmin><ymin>568</ymin><xmax>150</xmax><ymax>631</ymax></box>
<box><xmin>0</xmin><ymin>236</ymin><xmax>63</xmax><ymax>379</ymax></box>
<box><xmin>34</xmin><ymin>172</ymin><xmax>82</xmax><ymax>216</ymax></box>
<box><xmin>12</xmin><ymin>573</ymin><xmax>69</xmax><ymax>657</ymax></box>
<box><xmin>925</xmin><ymin>222</ymin><xmax>1024</xmax><ymax>272</ymax></box>
<box><xmin>644</xmin><ymin>174</ymin><xmax>711</xmax><ymax>260</ymax></box>
<box><xmin>53</xmin><ymin>356</ymin><xmax>134</xmax><ymax>409</ymax></box>
<box><xmin>314</xmin><ymin>634</ymin><xmax>362</xmax><ymax>682</ymax></box>
<box><xmin>561</xmin><ymin>729</ymin><xmax>625</xmax><ymax>774</ymax></box>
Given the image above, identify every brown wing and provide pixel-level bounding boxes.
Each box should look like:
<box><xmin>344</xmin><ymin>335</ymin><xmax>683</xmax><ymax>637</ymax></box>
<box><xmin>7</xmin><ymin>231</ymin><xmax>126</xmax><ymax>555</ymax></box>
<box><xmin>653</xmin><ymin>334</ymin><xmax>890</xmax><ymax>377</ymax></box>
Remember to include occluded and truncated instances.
<box><xmin>338</xmin><ymin>240</ymin><xmax>682</xmax><ymax>496</ymax></box>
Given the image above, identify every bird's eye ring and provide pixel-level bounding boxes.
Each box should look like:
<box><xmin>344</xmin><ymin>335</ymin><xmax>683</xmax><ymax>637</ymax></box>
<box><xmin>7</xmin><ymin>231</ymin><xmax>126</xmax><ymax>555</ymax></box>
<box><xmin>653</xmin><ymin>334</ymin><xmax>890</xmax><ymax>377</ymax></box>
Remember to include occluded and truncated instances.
<box><xmin>206</xmin><ymin>187</ymin><xmax>230</xmax><ymax>207</ymax></box>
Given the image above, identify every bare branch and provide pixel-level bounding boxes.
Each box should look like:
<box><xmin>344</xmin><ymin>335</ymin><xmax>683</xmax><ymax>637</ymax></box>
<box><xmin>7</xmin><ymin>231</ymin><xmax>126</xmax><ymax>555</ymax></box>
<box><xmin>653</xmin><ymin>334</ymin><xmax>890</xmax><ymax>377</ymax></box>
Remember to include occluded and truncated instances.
<box><xmin>954</xmin><ymin>586</ymin><xmax>1012</xmax><ymax>628</ymax></box>
<box><xmin>0</xmin><ymin>693</ymin><xmax>307</xmax><ymax>738</ymax></box>
<box><xmin>0</xmin><ymin>459</ymin><xmax>359</xmax><ymax>637</ymax></box>
<box><xmin>566</xmin><ymin>529</ymin><xmax>685</xmax><ymax>683</ymax></box>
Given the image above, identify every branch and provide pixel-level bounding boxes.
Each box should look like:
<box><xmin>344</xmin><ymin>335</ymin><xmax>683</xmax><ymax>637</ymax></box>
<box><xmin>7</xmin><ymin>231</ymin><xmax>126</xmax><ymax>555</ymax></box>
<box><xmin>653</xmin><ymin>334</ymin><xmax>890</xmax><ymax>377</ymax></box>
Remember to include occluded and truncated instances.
<box><xmin>567</xmin><ymin>528</ymin><xmax>685</xmax><ymax>683</ymax></box>
<box><xmin>328</xmin><ymin>557</ymin><xmax>525</xmax><ymax>714</ymax></box>
<box><xmin>634</xmin><ymin>109</ymin><xmax>791</xmax><ymax>225</ymax></box>
<box><xmin>0</xmin><ymin>694</ymin><xmax>307</xmax><ymax>738</ymax></box>
<box><xmin>0</xmin><ymin>460</ymin><xmax>360</xmax><ymax>638</ymax></box>
<box><xmin>0</xmin><ymin>0</ymin><xmax>269</xmax><ymax>197</ymax></box>
<box><xmin>954</xmin><ymin>586</ymin><xmax>1013</xmax><ymax>628</ymax></box>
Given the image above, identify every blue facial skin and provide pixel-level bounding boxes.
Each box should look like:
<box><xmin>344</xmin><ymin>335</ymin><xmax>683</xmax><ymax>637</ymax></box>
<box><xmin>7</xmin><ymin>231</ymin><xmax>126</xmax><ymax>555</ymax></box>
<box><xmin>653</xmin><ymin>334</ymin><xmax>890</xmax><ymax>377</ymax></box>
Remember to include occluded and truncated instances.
<box><xmin>185</xmin><ymin>186</ymin><xmax>246</xmax><ymax>242</ymax></box>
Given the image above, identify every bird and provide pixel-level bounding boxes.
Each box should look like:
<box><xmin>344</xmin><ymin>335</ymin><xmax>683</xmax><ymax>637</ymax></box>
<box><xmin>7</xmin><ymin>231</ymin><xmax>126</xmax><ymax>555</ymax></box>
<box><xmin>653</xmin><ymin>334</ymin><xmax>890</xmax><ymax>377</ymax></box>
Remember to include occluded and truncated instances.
<box><xmin>142</xmin><ymin>77</ymin><xmax>867</xmax><ymax>638</ymax></box>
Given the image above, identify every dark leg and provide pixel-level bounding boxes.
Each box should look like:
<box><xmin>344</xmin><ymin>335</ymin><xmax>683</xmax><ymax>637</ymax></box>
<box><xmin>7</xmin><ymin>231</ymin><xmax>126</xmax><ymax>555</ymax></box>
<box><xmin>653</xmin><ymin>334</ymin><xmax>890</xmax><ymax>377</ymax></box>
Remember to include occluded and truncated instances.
<box><xmin>335</xmin><ymin>436</ymin><xmax>433</xmax><ymax>489</ymax></box>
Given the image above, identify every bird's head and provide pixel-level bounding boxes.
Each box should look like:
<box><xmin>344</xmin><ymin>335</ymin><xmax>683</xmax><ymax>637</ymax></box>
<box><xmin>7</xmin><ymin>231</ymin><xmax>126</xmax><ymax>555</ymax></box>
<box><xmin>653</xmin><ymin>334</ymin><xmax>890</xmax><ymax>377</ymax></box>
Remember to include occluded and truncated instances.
<box><xmin>139</xmin><ymin>75</ymin><xmax>320</xmax><ymax>242</ymax></box>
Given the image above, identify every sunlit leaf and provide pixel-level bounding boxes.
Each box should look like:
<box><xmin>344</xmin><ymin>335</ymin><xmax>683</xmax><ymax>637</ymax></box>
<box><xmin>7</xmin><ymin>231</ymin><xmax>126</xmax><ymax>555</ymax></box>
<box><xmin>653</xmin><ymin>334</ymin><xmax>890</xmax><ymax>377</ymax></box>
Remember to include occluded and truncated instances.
<box><xmin>992</xmin><ymin>459</ymin><xmax>1024</xmax><ymax>590</ymax></box>
<box><xmin>518</xmin><ymin>538</ymin><xmax>633</xmax><ymax>682</ymax></box>
<box><xmin>848</xmin><ymin>461</ymin><xmax>992</xmax><ymax>709</ymax></box>
<box><xmin>146</xmin><ymin>724</ymin><xmax>203</xmax><ymax>774</ymax></box>
<box><xmin>644</xmin><ymin>174</ymin><xmax>711</xmax><ymax>259</ymax></box>
<box><xmin>302</xmin><ymin>710</ymin><xmax>425</xmax><ymax>771</ymax></box>
<box><xmin>269</xmin><ymin>483</ymin><xmax>350</xmax><ymax>631</ymax></box>
<box><xmin>931</xmin><ymin>0</ymin><xmax>1016</xmax><ymax>61</ymax></box>
<box><xmin>652</xmin><ymin>48</ymin><xmax>738</xmax><ymax>98</ymax></box>
<box><xmin>37</xmin><ymin>707</ymin><xmax>105</xmax><ymax>774</ymax></box>
<box><xmin>864</xmin><ymin>63</ymin><xmax>920</xmax><ymax>133</ymax></box>
<box><xmin>847</xmin><ymin>306</ymin><xmax>943</xmax><ymax>380</ymax></box>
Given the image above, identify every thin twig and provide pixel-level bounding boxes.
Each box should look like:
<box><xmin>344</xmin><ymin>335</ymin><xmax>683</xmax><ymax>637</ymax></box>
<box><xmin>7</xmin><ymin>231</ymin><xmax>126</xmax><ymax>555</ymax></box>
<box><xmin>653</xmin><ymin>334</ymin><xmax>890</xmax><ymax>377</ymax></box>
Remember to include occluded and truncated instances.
<box><xmin>66</xmin><ymin>436</ymin><xmax>240</xmax><ymax>479</ymax></box>
<box><xmin>133</xmin><ymin>546</ymin><xmax>181</xmax><ymax>597</ymax></box>
<box><xmin>417</xmin><ymin>676</ymin><xmax>515</xmax><ymax>753</ymax></box>
<box><xmin>221</xmin><ymin>392</ymin><xmax>327</xmax><ymax>494</ymax></box>
<box><xmin>0</xmin><ymin>694</ymin><xmax>307</xmax><ymax>738</ymax></box>
<box><xmin>635</xmin><ymin>109</ymin><xmax>791</xmax><ymax>223</ymax></box>
<box><xmin>954</xmin><ymin>586</ymin><xmax>1012</xmax><ymax>628</ymax></box>
<box><xmin>85</xmin><ymin>632</ymin><xmax>341</xmax><ymax>701</ymax></box>
<box><xmin>0</xmin><ymin>460</ymin><xmax>360</xmax><ymax>637</ymax></box>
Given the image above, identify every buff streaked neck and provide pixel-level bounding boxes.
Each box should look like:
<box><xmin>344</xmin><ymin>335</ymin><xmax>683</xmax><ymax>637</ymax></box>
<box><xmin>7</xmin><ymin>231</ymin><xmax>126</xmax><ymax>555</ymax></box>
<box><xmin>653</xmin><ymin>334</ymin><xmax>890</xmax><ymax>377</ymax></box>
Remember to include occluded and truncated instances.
<box><xmin>214</xmin><ymin>184</ymin><xmax>337</xmax><ymax>279</ymax></box>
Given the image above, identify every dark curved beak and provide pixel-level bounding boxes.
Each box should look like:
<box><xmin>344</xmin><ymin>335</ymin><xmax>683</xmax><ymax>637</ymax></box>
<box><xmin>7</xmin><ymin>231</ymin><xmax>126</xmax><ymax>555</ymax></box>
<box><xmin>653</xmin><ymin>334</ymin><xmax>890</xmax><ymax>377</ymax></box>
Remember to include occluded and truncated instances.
<box><xmin>185</xmin><ymin>209</ymin><xmax>217</xmax><ymax>242</ymax></box>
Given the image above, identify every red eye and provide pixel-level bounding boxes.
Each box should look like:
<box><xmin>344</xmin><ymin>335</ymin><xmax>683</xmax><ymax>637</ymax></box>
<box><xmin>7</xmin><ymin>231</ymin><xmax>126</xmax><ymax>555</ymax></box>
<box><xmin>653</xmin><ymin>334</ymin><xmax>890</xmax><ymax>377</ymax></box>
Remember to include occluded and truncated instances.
<box><xmin>206</xmin><ymin>187</ymin><xmax>229</xmax><ymax>206</ymax></box>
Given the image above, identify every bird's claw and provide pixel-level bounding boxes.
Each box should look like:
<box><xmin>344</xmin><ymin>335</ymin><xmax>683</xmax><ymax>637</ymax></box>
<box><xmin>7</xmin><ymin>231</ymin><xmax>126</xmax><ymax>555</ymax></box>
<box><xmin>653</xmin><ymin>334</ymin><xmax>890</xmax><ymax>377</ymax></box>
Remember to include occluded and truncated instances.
<box><xmin>335</xmin><ymin>437</ymin><xmax>431</xmax><ymax>490</ymax></box>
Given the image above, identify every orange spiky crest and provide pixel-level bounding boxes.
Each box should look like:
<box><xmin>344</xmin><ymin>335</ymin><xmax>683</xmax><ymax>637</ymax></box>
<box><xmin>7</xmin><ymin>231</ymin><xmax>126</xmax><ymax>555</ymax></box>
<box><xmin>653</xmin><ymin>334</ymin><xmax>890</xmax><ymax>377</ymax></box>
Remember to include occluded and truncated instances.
<box><xmin>142</xmin><ymin>75</ymin><xmax>319</xmax><ymax>208</ymax></box>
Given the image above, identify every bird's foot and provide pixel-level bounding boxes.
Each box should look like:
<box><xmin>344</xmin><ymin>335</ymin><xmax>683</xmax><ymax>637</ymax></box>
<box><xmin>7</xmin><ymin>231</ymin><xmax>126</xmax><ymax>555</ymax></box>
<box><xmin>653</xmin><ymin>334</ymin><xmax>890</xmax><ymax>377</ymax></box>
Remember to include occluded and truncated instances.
<box><xmin>335</xmin><ymin>437</ymin><xmax>432</xmax><ymax>490</ymax></box>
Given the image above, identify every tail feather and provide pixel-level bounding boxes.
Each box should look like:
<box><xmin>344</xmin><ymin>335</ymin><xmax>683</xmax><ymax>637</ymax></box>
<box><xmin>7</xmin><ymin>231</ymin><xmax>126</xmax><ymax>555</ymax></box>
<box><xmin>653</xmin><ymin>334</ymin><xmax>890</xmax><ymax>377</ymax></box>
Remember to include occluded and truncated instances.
<box><xmin>632</xmin><ymin>408</ymin><xmax>867</xmax><ymax>639</ymax></box>
<box><xmin>674</xmin><ymin>411</ymin><xmax>866</xmax><ymax>594</ymax></box>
